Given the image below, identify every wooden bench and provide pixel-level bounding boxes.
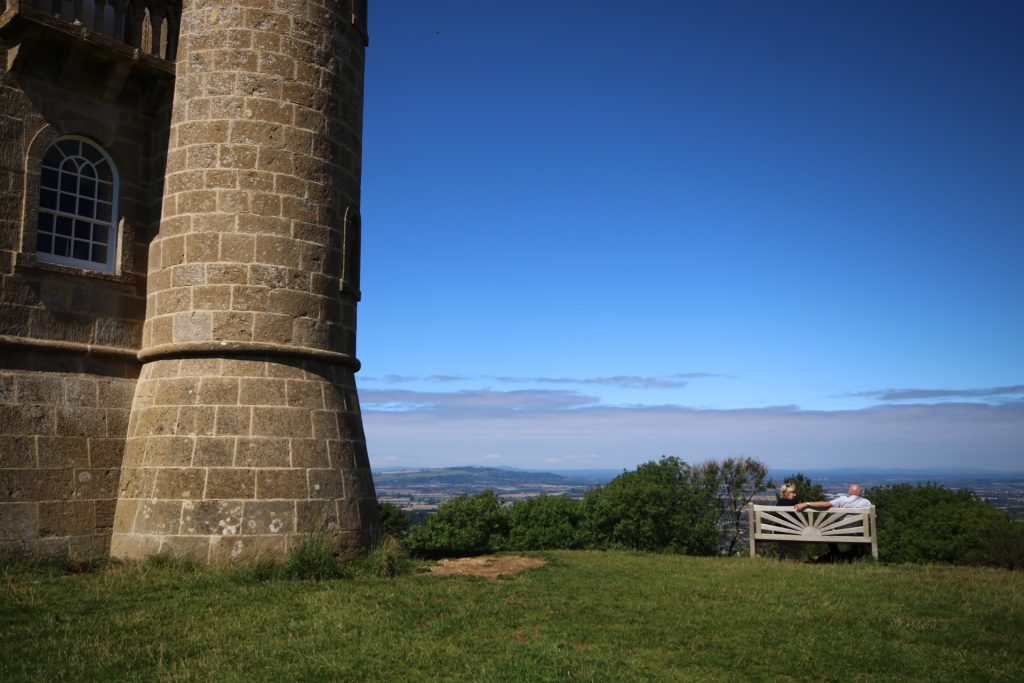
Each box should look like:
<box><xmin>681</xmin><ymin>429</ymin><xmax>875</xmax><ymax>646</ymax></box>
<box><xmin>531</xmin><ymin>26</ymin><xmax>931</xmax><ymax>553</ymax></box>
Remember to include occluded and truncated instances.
<box><xmin>747</xmin><ymin>504</ymin><xmax>878</xmax><ymax>560</ymax></box>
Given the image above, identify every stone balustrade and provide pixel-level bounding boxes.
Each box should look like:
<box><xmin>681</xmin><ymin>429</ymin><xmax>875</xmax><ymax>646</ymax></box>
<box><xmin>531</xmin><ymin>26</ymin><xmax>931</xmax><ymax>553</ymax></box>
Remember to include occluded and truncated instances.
<box><xmin>16</xmin><ymin>0</ymin><xmax>180</xmax><ymax>61</ymax></box>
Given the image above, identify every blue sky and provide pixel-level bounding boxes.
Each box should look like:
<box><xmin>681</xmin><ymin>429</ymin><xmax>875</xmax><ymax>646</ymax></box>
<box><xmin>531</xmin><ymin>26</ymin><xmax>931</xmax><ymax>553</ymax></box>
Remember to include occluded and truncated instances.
<box><xmin>355</xmin><ymin>1</ymin><xmax>1023</xmax><ymax>472</ymax></box>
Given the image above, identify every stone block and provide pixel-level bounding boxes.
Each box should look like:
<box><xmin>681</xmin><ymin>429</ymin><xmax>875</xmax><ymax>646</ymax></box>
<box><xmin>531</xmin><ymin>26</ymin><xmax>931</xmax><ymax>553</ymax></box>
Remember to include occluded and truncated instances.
<box><xmin>193</xmin><ymin>437</ymin><xmax>236</xmax><ymax>467</ymax></box>
<box><xmin>209</xmin><ymin>534</ymin><xmax>287</xmax><ymax>565</ymax></box>
<box><xmin>133</xmin><ymin>500</ymin><xmax>183</xmax><ymax>535</ymax></box>
<box><xmin>205</xmin><ymin>468</ymin><xmax>255</xmax><ymax>499</ymax></box>
<box><xmin>307</xmin><ymin>468</ymin><xmax>343</xmax><ymax>500</ymax></box>
<box><xmin>172</xmin><ymin>311</ymin><xmax>213</xmax><ymax>343</ymax></box>
<box><xmin>235</xmin><ymin>437</ymin><xmax>290</xmax><ymax>468</ymax></box>
<box><xmin>157</xmin><ymin>287</ymin><xmax>191</xmax><ymax>315</ymax></box>
<box><xmin>153</xmin><ymin>378</ymin><xmax>199</xmax><ymax>406</ymax></box>
<box><xmin>154</xmin><ymin>468</ymin><xmax>207</xmax><ymax>500</ymax></box>
<box><xmin>63</xmin><ymin>378</ymin><xmax>98</xmax><ymax>406</ymax></box>
<box><xmin>175</xmin><ymin>406</ymin><xmax>216</xmax><ymax>437</ymax></box>
<box><xmin>211</xmin><ymin>311</ymin><xmax>253</xmax><ymax>342</ymax></box>
<box><xmin>159</xmin><ymin>535</ymin><xmax>210</xmax><ymax>562</ymax></box>
<box><xmin>328</xmin><ymin>440</ymin><xmax>356</xmax><ymax>470</ymax></box>
<box><xmin>110</xmin><ymin>532</ymin><xmax>162</xmax><ymax>560</ymax></box>
<box><xmin>185</xmin><ymin>232</ymin><xmax>221</xmax><ymax>263</ymax></box>
<box><xmin>112</xmin><ymin>499</ymin><xmax>140</xmax><ymax>533</ymax></box>
<box><xmin>286</xmin><ymin>381</ymin><xmax>323</xmax><ymax>409</ymax></box>
<box><xmin>118</xmin><ymin>467</ymin><xmax>156</xmax><ymax>499</ymax></box>
<box><xmin>192</xmin><ymin>285</ymin><xmax>234</xmax><ymax>311</ymax></box>
<box><xmin>178</xmin><ymin>359</ymin><xmax>223</xmax><ymax>378</ymax></box>
<box><xmin>0</xmin><ymin>502</ymin><xmax>38</xmax><ymax>541</ymax></box>
<box><xmin>220</xmin><ymin>233</ymin><xmax>255</xmax><ymax>262</ymax></box>
<box><xmin>0</xmin><ymin>436</ymin><xmax>37</xmax><ymax>467</ymax></box>
<box><xmin>197</xmin><ymin>377</ymin><xmax>239</xmax><ymax>405</ymax></box>
<box><xmin>296</xmin><ymin>500</ymin><xmax>339</xmax><ymax>533</ymax></box>
<box><xmin>37</xmin><ymin>436</ymin><xmax>89</xmax><ymax>468</ymax></box>
<box><xmin>181</xmin><ymin>500</ymin><xmax>244</xmax><ymax>535</ymax></box>
<box><xmin>256</xmin><ymin>469</ymin><xmax>308</xmax><ymax>500</ymax></box>
<box><xmin>238</xmin><ymin>378</ymin><xmax>287</xmax><ymax>406</ymax></box>
<box><xmin>72</xmin><ymin>468</ymin><xmax>120</xmax><ymax>501</ymax></box>
<box><xmin>134</xmin><ymin>406</ymin><xmax>180</xmax><ymax>437</ymax></box>
<box><xmin>290</xmin><ymin>439</ymin><xmax>329</xmax><ymax>468</ymax></box>
<box><xmin>16</xmin><ymin>375</ymin><xmax>63</xmax><ymax>404</ymax></box>
<box><xmin>251</xmin><ymin>407</ymin><xmax>312</xmax><ymax>438</ymax></box>
<box><xmin>310</xmin><ymin>411</ymin><xmax>340</xmax><ymax>440</ymax></box>
<box><xmin>214</xmin><ymin>406</ymin><xmax>251</xmax><ymax>436</ymax></box>
<box><xmin>143</xmin><ymin>436</ymin><xmax>195</xmax><ymax>467</ymax></box>
<box><xmin>243</xmin><ymin>500</ymin><xmax>295</xmax><ymax>535</ymax></box>
<box><xmin>205</xmin><ymin>263</ymin><xmax>248</xmax><ymax>285</ymax></box>
<box><xmin>253</xmin><ymin>313</ymin><xmax>294</xmax><ymax>344</ymax></box>
<box><xmin>55</xmin><ymin>406</ymin><xmax>108</xmax><ymax>438</ymax></box>
<box><xmin>89</xmin><ymin>438</ymin><xmax>125</xmax><ymax>468</ymax></box>
<box><xmin>230</xmin><ymin>285</ymin><xmax>269</xmax><ymax>312</ymax></box>
<box><xmin>38</xmin><ymin>500</ymin><xmax>95</xmax><ymax>538</ymax></box>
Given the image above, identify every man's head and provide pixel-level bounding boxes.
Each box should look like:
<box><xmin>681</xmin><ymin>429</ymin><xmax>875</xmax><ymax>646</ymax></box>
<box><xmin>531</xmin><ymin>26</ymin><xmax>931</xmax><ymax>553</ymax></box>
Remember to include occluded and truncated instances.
<box><xmin>848</xmin><ymin>483</ymin><xmax>863</xmax><ymax>497</ymax></box>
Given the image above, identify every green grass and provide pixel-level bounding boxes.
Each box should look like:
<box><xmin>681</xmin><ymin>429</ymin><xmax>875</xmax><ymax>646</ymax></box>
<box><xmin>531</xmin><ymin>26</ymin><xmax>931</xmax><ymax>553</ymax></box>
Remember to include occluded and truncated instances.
<box><xmin>2</xmin><ymin>551</ymin><xmax>1022</xmax><ymax>681</ymax></box>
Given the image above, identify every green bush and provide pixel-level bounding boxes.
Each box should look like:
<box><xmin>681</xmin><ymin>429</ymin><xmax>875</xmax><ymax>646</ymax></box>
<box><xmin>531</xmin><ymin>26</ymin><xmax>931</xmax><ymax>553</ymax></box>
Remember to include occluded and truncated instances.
<box><xmin>379</xmin><ymin>501</ymin><xmax>411</xmax><ymax>538</ymax></box>
<box><xmin>506</xmin><ymin>495</ymin><xmax>589</xmax><ymax>550</ymax></box>
<box><xmin>349</xmin><ymin>535</ymin><xmax>413</xmax><ymax>578</ymax></box>
<box><xmin>583</xmin><ymin>456</ymin><xmax>719</xmax><ymax>554</ymax></box>
<box><xmin>406</xmin><ymin>491</ymin><xmax>509</xmax><ymax>557</ymax></box>
<box><xmin>873</xmin><ymin>483</ymin><xmax>1023</xmax><ymax>569</ymax></box>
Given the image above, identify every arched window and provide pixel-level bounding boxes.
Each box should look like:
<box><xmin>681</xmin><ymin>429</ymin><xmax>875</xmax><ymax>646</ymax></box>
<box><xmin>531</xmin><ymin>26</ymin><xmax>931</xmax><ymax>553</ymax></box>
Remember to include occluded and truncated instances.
<box><xmin>35</xmin><ymin>137</ymin><xmax>119</xmax><ymax>272</ymax></box>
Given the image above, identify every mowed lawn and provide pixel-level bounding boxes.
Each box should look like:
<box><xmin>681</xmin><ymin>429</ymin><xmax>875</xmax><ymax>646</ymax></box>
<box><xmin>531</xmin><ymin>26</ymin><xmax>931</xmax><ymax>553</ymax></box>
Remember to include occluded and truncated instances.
<box><xmin>2</xmin><ymin>551</ymin><xmax>1022</xmax><ymax>682</ymax></box>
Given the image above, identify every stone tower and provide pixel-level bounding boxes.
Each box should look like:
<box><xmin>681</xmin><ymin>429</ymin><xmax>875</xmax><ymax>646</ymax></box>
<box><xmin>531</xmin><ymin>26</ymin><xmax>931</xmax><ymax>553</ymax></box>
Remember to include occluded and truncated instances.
<box><xmin>109</xmin><ymin>0</ymin><xmax>379</xmax><ymax>563</ymax></box>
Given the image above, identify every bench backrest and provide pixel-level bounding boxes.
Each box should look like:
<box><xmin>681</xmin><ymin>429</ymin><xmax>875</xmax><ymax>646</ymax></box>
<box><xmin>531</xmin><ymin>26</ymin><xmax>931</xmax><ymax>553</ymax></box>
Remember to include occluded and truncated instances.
<box><xmin>747</xmin><ymin>504</ymin><xmax>878</xmax><ymax>559</ymax></box>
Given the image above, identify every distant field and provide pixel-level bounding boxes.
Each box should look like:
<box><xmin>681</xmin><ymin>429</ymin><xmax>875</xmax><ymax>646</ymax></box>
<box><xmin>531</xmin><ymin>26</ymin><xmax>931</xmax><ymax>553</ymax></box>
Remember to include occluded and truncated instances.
<box><xmin>3</xmin><ymin>551</ymin><xmax>1022</xmax><ymax>681</ymax></box>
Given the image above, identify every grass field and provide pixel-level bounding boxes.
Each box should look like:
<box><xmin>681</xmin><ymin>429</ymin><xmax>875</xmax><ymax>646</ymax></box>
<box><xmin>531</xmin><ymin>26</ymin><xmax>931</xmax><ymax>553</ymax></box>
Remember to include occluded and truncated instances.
<box><xmin>2</xmin><ymin>551</ymin><xmax>1022</xmax><ymax>681</ymax></box>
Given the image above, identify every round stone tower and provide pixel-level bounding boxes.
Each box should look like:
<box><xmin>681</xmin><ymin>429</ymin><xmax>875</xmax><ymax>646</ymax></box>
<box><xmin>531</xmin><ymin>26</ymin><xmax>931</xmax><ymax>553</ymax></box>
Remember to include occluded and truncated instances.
<box><xmin>111</xmin><ymin>1</ymin><xmax>379</xmax><ymax>563</ymax></box>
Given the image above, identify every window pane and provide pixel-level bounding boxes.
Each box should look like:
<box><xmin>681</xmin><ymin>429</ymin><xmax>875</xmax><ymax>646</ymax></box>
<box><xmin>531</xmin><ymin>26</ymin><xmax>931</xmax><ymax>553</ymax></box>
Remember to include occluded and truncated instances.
<box><xmin>43</xmin><ymin>147</ymin><xmax>63</xmax><ymax>165</ymax></box>
<box><xmin>57</xmin><ymin>139</ymin><xmax>79</xmax><ymax>157</ymax></box>
<box><xmin>38</xmin><ymin>213</ymin><xmax>54</xmax><ymax>233</ymax></box>
<box><xmin>96</xmin><ymin>202</ymin><xmax>111</xmax><ymax>221</ymax></box>
<box><xmin>93</xmin><ymin>225</ymin><xmax>109</xmax><ymax>245</ymax></box>
<box><xmin>92</xmin><ymin>244</ymin><xmax>108</xmax><ymax>264</ymax></box>
<box><xmin>41</xmin><ymin>167</ymin><xmax>59</xmax><ymax>189</ymax></box>
<box><xmin>78</xmin><ymin>198</ymin><xmax>95</xmax><ymax>218</ymax></box>
<box><xmin>55</xmin><ymin>216</ymin><xmax>72</xmax><ymax>236</ymax></box>
<box><xmin>59</xmin><ymin>192</ymin><xmax>76</xmax><ymax>213</ymax></box>
<box><xmin>94</xmin><ymin>160</ymin><xmax>111</xmax><ymax>181</ymax></box>
<box><xmin>73</xmin><ymin>240</ymin><xmax>90</xmax><ymax>261</ymax></box>
<box><xmin>54</xmin><ymin>236</ymin><xmax>70</xmax><ymax>256</ymax></box>
<box><xmin>81</xmin><ymin>143</ymin><xmax>103</xmax><ymax>164</ymax></box>
<box><xmin>80</xmin><ymin>177</ymin><xmax>97</xmax><ymax>198</ymax></box>
<box><xmin>59</xmin><ymin>171</ymin><xmax>77</xmax><ymax>193</ymax></box>
<box><xmin>97</xmin><ymin>181</ymin><xmax>112</xmax><ymax>202</ymax></box>
<box><xmin>37</xmin><ymin>234</ymin><xmax>52</xmax><ymax>253</ymax></box>
<box><xmin>74</xmin><ymin>220</ymin><xmax>91</xmax><ymax>240</ymax></box>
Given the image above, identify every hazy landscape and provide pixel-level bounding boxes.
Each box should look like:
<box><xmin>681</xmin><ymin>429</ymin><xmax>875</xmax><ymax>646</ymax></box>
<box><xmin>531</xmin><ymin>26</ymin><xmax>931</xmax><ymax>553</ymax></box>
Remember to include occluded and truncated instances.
<box><xmin>375</xmin><ymin>466</ymin><xmax>1024</xmax><ymax>517</ymax></box>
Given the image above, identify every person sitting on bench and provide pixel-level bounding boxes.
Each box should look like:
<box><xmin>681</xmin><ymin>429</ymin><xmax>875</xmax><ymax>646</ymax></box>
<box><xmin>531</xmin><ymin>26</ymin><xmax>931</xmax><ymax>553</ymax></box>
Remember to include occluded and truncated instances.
<box><xmin>795</xmin><ymin>483</ymin><xmax>871</xmax><ymax>560</ymax></box>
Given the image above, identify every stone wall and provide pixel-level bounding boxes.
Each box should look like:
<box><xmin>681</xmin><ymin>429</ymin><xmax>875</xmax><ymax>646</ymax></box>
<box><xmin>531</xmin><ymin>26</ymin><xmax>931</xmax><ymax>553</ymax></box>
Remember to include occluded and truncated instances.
<box><xmin>0</xmin><ymin>9</ymin><xmax>172</xmax><ymax>559</ymax></box>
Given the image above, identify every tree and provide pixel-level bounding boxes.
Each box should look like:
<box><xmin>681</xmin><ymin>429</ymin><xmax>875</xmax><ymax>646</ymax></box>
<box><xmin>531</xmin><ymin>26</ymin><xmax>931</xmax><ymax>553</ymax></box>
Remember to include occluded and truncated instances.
<box><xmin>378</xmin><ymin>501</ymin><xmax>410</xmax><ymax>539</ymax></box>
<box><xmin>872</xmin><ymin>483</ymin><xmax>1022</xmax><ymax>568</ymax></box>
<box><xmin>406</xmin><ymin>491</ymin><xmax>509</xmax><ymax>557</ymax></box>
<box><xmin>693</xmin><ymin>457</ymin><xmax>774</xmax><ymax>556</ymax></box>
<box><xmin>583</xmin><ymin>457</ymin><xmax>719</xmax><ymax>555</ymax></box>
<box><xmin>506</xmin><ymin>495</ymin><xmax>588</xmax><ymax>550</ymax></box>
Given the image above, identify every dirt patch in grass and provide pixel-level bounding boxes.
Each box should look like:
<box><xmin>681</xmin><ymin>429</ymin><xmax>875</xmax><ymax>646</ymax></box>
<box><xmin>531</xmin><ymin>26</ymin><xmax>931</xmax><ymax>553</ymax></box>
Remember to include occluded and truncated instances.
<box><xmin>428</xmin><ymin>555</ymin><xmax>546</xmax><ymax>580</ymax></box>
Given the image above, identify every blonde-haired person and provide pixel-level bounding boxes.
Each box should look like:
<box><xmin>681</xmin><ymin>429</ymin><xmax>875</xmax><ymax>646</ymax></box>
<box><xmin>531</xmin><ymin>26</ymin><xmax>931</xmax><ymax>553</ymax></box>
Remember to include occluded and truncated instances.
<box><xmin>776</xmin><ymin>482</ymin><xmax>800</xmax><ymax>560</ymax></box>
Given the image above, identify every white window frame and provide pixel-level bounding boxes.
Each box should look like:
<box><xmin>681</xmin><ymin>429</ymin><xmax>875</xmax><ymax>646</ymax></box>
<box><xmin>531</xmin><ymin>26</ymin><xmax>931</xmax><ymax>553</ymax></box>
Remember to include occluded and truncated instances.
<box><xmin>35</xmin><ymin>136</ymin><xmax>120</xmax><ymax>273</ymax></box>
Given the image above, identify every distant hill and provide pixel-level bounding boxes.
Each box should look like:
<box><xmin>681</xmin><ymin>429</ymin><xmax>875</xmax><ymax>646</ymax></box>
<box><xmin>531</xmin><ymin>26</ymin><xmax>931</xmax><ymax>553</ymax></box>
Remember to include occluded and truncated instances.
<box><xmin>373</xmin><ymin>466</ymin><xmax>602</xmax><ymax>489</ymax></box>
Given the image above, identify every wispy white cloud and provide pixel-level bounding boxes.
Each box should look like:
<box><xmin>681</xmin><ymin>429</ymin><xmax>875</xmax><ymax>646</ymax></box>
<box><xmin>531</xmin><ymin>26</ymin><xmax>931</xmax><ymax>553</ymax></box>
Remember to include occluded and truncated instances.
<box><xmin>486</xmin><ymin>374</ymin><xmax>724</xmax><ymax>389</ymax></box>
<box><xmin>361</xmin><ymin>388</ymin><xmax>1024</xmax><ymax>471</ymax></box>
<box><xmin>850</xmin><ymin>385</ymin><xmax>1024</xmax><ymax>401</ymax></box>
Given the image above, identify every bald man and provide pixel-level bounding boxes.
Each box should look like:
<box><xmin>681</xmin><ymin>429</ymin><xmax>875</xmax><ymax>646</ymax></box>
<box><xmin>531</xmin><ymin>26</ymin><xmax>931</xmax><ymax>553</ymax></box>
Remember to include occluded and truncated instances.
<box><xmin>795</xmin><ymin>483</ymin><xmax>871</xmax><ymax>512</ymax></box>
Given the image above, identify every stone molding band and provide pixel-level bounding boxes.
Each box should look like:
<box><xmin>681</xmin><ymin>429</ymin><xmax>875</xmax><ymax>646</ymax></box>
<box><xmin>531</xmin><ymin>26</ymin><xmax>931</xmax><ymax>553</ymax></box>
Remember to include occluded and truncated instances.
<box><xmin>0</xmin><ymin>334</ymin><xmax>140</xmax><ymax>361</ymax></box>
<box><xmin>138</xmin><ymin>341</ymin><xmax>360</xmax><ymax>370</ymax></box>
<box><xmin>0</xmin><ymin>335</ymin><xmax>360</xmax><ymax>370</ymax></box>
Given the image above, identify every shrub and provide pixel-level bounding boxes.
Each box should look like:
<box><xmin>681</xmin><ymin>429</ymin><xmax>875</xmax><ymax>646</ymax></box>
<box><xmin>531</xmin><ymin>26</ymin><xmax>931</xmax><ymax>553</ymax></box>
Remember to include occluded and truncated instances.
<box><xmin>873</xmin><ymin>483</ymin><xmax>1023</xmax><ymax>568</ymax></box>
<box><xmin>379</xmin><ymin>501</ymin><xmax>411</xmax><ymax>538</ymax></box>
<box><xmin>406</xmin><ymin>491</ymin><xmax>509</xmax><ymax>557</ymax></box>
<box><xmin>349</xmin><ymin>535</ymin><xmax>413</xmax><ymax>578</ymax></box>
<box><xmin>583</xmin><ymin>457</ymin><xmax>719</xmax><ymax>554</ymax></box>
<box><xmin>506</xmin><ymin>495</ymin><xmax>588</xmax><ymax>550</ymax></box>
